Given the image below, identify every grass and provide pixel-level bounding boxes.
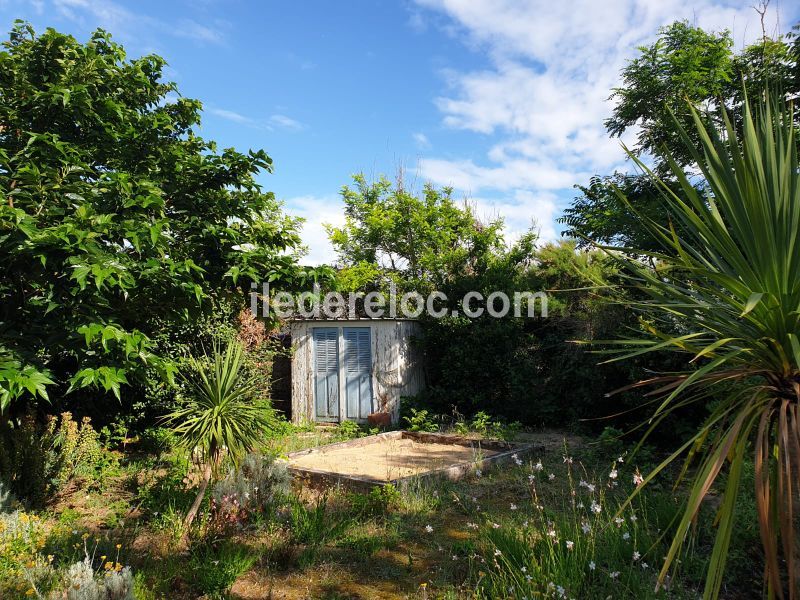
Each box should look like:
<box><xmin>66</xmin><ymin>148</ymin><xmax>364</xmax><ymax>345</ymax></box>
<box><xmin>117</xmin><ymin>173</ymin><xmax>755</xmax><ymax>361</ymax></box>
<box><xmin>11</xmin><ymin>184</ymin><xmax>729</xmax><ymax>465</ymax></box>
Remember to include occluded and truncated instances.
<box><xmin>0</xmin><ymin>424</ymin><xmax>764</xmax><ymax>599</ymax></box>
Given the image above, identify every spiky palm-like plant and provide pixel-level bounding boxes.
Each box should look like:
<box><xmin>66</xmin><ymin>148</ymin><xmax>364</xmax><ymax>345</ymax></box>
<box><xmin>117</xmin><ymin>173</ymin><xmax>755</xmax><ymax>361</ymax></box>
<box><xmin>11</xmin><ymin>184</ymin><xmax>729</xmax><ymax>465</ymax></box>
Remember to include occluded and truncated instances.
<box><xmin>602</xmin><ymin>94</ymin><xmax>800</xmax><ymax>599</ymax></box>
<box><xmin>165</xmin><ymin>340</ymin><xmax>272</xmax><ymax>538</ymax></box>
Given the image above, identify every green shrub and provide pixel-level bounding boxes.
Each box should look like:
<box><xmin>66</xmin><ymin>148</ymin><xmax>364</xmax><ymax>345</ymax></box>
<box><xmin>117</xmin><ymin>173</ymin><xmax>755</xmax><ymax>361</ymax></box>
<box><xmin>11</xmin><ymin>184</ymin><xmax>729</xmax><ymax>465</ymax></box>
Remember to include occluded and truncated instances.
<box><xmin>402</xmin><ymin>408</ymin><xmax>439</xmax><ymax>433</ymax></box>
<box><xmin>210</xmin><ymin>453</ymin><xmax>290</xmax><ymax>528</ymax></box>
<box><xmin>0</xmin><ymin>412</ymin><xmax>109</xmax><ymax>506</ymax></box>
<box><xmin>136</xmin><ymin>427</ymin><xmax>177</xmax><ymax>457</ymax></box>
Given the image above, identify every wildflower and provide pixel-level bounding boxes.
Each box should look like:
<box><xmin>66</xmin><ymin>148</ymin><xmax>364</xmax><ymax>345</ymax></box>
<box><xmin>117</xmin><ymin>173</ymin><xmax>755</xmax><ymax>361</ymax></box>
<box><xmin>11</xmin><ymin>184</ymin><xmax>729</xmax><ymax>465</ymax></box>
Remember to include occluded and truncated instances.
<box><xmin>466</xmin><ymin>522</ymin><xmax>478</xmax><ymax>530</ymax></box>
<box><xmin>547</xmin><ymin>527</ymin><xmax>557</xmax><ymax>539</ymax></box>
<box><xmin>525</xmin><ymin>574</ymin><xmax>532</xmax><ymax>582</ymax></box>
<box><xmin>581</xmin><ymin>521</ymin><xmax>591</xmax><ymax>535</ymax></box>
<box><xmin>521</xmin><ymin>566</ymin><xmax>527</xmax><ymax>573</ymax></box>
<box><xmin>528</xmin><ymin>474</ymin><xmax>536</xmax><ymax>483</ymax></box>
<box><xmin>633</xmin><ymin>551</ymin><xmax>641</xmax><ymax>561</ymax></box>
<box><xmin>510</xmin><ymin>503</ymin><xmax>517</xmax><ymax>511</ymax></box>
<box><xmin>566</xmin><ymin>540</ymin><xmax>574</xmax><ymax>550</ymax></box>
<box><xmin>614</xmin><ymin>516</ymin><xmax>624</xmax><ymax>526</ymax></box>
<box><xmin>629</xmin><ymin>514</ymin><xmax>638</xmax><ymax>522</ymax></box>
<box><xmin>590</xmin><ymin>501</ymin><xmax>601</xmax><ymax>514</ymax></box>
<box><xmin>633</xmin><ymin>470</ymin><xmax>644</xmax><ymax>486</ymax></box>
<box><xmin>577</xmin><ymin>502</ymin><xmax>584</xmax><ymax>509</ymax></box>
<box><xmin>533</xmin><ymin>460</ymin><xmax>543</xmax><ymax>472</ymax></box>
<box><xmin>563</xmin><ymin>456</ymin><xmax>573</xmax><ymax>464</ymax></box>
<box><xmin>617</xmin><ymin>456</ymin><xmax>624</xmax><ymax>463</ymax></box>
<box><xmin>548</xmin><ymin>473</ymin><xmax>555</xmax><ymax>481</ymax></box>
<box><xmin>492</xmin><ymin>523</ymin><xmax>500</xmax><ymax>529</ymax></box>
<box><xmin>452</xmin><ymin>555</ymin><xmax>458</xmax><ymax>561</ymax></box>
<box><xmin>609</xmin><ymin>469</ymin><xmax>618</xmax><ymax>480</ymax></box>
<box><xmin>425</xmin><ymin>525</ymin><xmax>433</xmax><ymax>533</ymax></box>
<box><xmin>622</xmin><ymin>532</ymin><xmax>630</xmax><ymax>540</ymax></box>
<box><xmin>522</xmin><ymin>520</ymin><xmax>528</xmax><ymax>527</ymax></box>
<box><xmin>610</xmin><ymin>571</ymin><xmax>620</xmax><ymax>579</ymax></box>
<box><xmin>494</xmin><ymin>549</ymin><xmax>502</xmax><ymax>556</ymax></box>
<box><xmin>116</xmin><ymin>544</ymin><xmax>122</xmax><ymax>550</ymax></box>
<box><xmin>642</xmin><ymin>562</ymin><xmax>649</xmax><ymax>569</ymax></box>
<box><xmin>26</xmin><ymin>590</ymin><xmax>35</xmax><ymax>597</ymax></box>
<box><xmin>556</xmin><ymin>585</ymin><xmax>565</xmax><ymax>597</ymax></box>
<box><xmin>588</xmin><ymin>561</ymin><xmax>596</xmax><ymax>571</ymax></box>
<box><xmin>475</xmin><ymin>469</ymin><xmax>482</xmax><ymax>477</ymax></box>
<box><xmin>586</xmin><ymin>483</ymin><xmax>596</xmax><ymax>493</ymax></box>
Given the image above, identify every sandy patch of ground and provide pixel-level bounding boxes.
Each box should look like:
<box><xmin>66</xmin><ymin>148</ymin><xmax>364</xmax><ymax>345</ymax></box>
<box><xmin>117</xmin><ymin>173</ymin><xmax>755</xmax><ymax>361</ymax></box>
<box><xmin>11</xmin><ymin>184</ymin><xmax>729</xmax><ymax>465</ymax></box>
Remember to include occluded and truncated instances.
<box><xmin>288</xmin><ymin>436</ymin><xmax>501</xmax><ymax>482</ymax></box>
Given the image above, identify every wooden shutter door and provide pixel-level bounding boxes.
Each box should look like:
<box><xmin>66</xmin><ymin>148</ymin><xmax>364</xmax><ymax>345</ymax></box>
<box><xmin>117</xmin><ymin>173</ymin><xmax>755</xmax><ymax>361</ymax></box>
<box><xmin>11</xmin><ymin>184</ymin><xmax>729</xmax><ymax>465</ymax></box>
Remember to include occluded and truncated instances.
<box><xmin>343</xmin><ymin>327</ymin><xmax>373</xmax><ymax>420</ymax></box>
<box><xmin>313</xmin><ymin>327</ymin><xmax>339</xmax><ymax>421</ymax></box>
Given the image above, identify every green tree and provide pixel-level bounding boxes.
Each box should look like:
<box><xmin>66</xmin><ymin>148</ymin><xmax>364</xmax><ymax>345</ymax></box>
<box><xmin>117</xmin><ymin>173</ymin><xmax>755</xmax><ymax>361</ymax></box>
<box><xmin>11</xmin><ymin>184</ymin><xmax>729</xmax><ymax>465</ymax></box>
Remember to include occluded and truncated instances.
<box><xmin>561</xmin><ymin>20</ymin><xmax>799</xmax><ymax>247</ymax></box>
<box><xmin>605</xmin><ymin>95</ymin><xmax>800</xmax><ymax>598</ymax></box>
<box><xmin>0</xmin><ymin>23</ymin><xmax>315</xmax><ymax>411</ymax></box>
<box><xmin>165</xmin><ymin>340</ymin><xmax>272</xmax><ymax>539</ymax></box>
<box><xmin>327</xmin><ymin>173</ymin><xmax>505</xmax><ymax>293</ymax></box>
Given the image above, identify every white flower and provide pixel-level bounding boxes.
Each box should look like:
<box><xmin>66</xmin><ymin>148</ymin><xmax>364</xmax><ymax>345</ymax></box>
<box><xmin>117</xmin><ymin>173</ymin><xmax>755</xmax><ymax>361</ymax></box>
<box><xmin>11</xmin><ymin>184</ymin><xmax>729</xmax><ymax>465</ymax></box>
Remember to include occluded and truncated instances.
<box><xmin>633</xmin><ymin>470</ymin><xmax>644</xmax><ymax>486</ymax></box>
<box><xmin>533</xmin><ymin>460</ymin><xmax>544</xmax><ymax>472</ymax></box>
<box><xmin>614</xmin><ymin>516</ymin><xmax>624</xmax><ymax>526</ymax></box>
<box><xmin>492</xmin><ymin>523</ymin><xmax>500</xmax><ymax>529</ymax></box>
<box><xmin>617</xmin><ymin>456</ymin><xmax>624</xmax><ymax>463</ymax></box>
<box><xmin>581</xmin><ymin>521</ymin><xmax>591</xmax><ymax>534</ymax></box>
<box><xmin>563</xmin><ymin>455</ymin><xmax>573</xmax><ymax>464</ymax></box>
<box><xmin>528</xmin><ymin>474</ymin><xmax>536</xmax><ymax>483</ymax></box>
<box><xmin>622</xmin><ymin>532</ymin><xmax>630</xmax><ymax>540</ymax></box>
<box><xmin>633</xmin><ymin>551</ymin><xmax>641</xmax><ymax>561</ymax></box>
<box><xmin>547</xmin><ymin>527</ymin><xmax>557</xmax><ymax>538</ymax></box>
<box><xmin>557</xmin><ymin>585</ymin><xmax>565</xmax><ymax>596</ymax></box>
<box><xmin>425</xmin><ymin>525</ymin><xmax>433</xmax><ymax>533</ymax></box>
<box><xmin>577</xmin><ymin>502</ymin><xmax>584</xmax><ymax>509</ymax></box>
<box><xmin>522</xmin><ymin>520</ymin><xmax>529</xmax><ymax>527</ymax></box>
<box><xmin>475</xmin><ymin>469</ymin><xmax>482</xmax><ymax>477</ymax></box>
<box><xmin>452</xmin><ymin>555</ymin><xmax>458</xmax><ymax>560</ymax></box>
<box><xmin>590</xmin><ymin>501</ymin><xmax>602</xmax><ymax>514</ymax></box>
<box><xmin>510</xmin><ymin>503</ymin><xmax>518</xmax><ymax>511</ymax></box>
<box><xmin>525</xmin><ymin>574</ymin><xmax>532</xmax><ymax>581</ymax></box>
<box><xmin>466</xmin><ymin>522</ymin><xmax>478</xmax><ymax>530</ymax></box>
<box><xmin>588</xmin><ymin>561</ymin><xmax>596</xmax><ymax>571</ymax></box>
<box><xmin>642</xmin><ymin>562</ymin><xmax>649</xmax><ymax>569</ymax></box>
<box><xmin>548</xmin><ymin>473</ymin><xmax>556</xmax><ymax>481</ymax></box>
<box><xmin>586</xmin><ymin>483</ymin><xmax>596</xmax><ymax>493</ymax></box>
<box><xmin>610</xmin><ymin>571</ymin><xmax>620</xmax><ymax>579</ymax></box>
<box><xmin>494</xmin><ymin>548</ymin><xmax>502</xmax><ymax>556</ymax></box>
<box><xmin>629</xmin><ymin>514</ymin><xmax>638</xmax><ymax>522</ymax></box>
<box><xmin>566</xmin><ymin>540</ymin><xmax>574</xmax><ymax>550</ymax></box>
<box><xmin>609</xmin><ymin>469</ymin><xmax>618</xmax><ymax>480</ymax></box>
<box><xmin>521</xmin><ymin>566</ymin><xmax>527</xmax><ymax>573</ymax></box>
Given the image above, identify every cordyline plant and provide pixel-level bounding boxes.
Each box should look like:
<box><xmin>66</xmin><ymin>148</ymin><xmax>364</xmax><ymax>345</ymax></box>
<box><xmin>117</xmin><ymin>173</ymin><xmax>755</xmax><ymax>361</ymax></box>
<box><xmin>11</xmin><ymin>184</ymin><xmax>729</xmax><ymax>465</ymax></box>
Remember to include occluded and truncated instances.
<box><xmin>598</xmin><ymin>92</ymin><xmax>800</xmax><ymax>599</ymax></box>
<box><xmin>165</xmin><ymin>340</ymin><xmax>272</xmax><ymax>541</ymax></box>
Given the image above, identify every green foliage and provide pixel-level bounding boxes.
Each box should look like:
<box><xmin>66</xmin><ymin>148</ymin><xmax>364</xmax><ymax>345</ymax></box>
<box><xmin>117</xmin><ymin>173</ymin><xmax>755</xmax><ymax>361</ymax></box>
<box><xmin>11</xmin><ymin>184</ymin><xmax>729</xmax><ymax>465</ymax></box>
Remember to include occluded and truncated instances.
<box><xmin>136</xmin><ymin>427</ymin><xmax>177</xmax><ymax>457</ymax></box>
<box><xmin>402</xmin><ymin>408</ymin><xmax>439</xmax><ymax>432</ymax></box>
<box><xmin>166</xmin><ymin>340</ymin><xmax>274</xmax><ymax>469</ymax></box>
<box><xmin>328</xmin><ymin>173</ymin><xmax>505</xmax><ymax>293</ymax></box>
<box><xmin>335</xmin><ymin>419</ymin><xmax>363</xmax><ymax>439</ymax></box>
<box><xmin>602</xmin><ymin>93</ymin><xmax>800</xmax><ymax>597</ymax></box>
<box><xmin>0</xmin><ymin>412</ymin><xmax>108</xmax><ymax>506</ymax></box>
<box><xmin>563</xmin><ymin>21</ymin><xmax>800</xmax><ymax>250</ymax></box>
<box><xmin>288</xmin><ymin>493</ymin><xmax>352</xmax><ymax>565</ymax></box>
<box><xmin>0</xmin><ymin>22</ymin><xmax>317</xmax><ymax>412</ymax></box>
<box><xmin>210</xmin><ymin>452</ymin><xmax>290</xmax><ymax>527</ymax></box>
<box><xmin>187</xmin><ymin>540</ymin><xmax>257</xmax><ymax>599</ymax></box>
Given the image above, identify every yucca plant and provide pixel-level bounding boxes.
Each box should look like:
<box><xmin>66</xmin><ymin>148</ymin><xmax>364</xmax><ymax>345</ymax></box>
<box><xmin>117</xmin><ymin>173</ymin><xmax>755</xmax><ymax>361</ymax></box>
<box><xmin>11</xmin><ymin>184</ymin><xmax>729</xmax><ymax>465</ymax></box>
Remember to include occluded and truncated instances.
<box><xmin>599</xmin><ymin>93</ymin><xmax>800</xmax><ymax>599</ymax></box>
<box><xmin>165</xmin><ymin>340</ymin><xmax>272</xmax><ymax>538</ymax></box>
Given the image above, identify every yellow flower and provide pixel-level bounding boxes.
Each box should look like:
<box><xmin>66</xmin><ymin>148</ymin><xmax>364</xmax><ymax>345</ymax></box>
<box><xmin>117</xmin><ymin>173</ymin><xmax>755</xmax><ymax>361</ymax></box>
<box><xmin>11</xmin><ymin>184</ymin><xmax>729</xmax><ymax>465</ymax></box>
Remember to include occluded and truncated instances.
<box><xmin>104</xmin><ymin>562</ymin><xmax>114</xmax><ymax>571</ymax></box>
<box><xmin>116</xmin><ymin>544</ymin><xmax>122</xmax><ymax>550</ymax></box>
<box><xmin>100</xmin><ymin>555</ymin><xmax>106</xmax><ymax>561</ymax></box>
<box><xmin>25</xmin><ymin>589</ymin><xmax>35</xmax><ymax>596</ymax></box>
<box><xmin>25</xmin><ymin>560</ymin><xmax>36</xmax><ymax>569</ymax></box>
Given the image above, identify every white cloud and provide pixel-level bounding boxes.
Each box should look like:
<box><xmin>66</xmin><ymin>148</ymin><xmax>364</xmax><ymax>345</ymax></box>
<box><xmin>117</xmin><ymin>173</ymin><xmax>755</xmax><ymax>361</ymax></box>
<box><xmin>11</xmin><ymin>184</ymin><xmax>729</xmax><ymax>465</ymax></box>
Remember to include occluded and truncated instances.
<box><xmin>413</xmin><ymin>132</ymin><xmax>432</xmax><ymax>149</ymax></box>
<box><xmin>208</xmin><ymin>108</ymin><xmax>252</xmax><ymax>124</ymax></box>
<box><xmin>49</xmin><ymin>0</ymin><xmax>228</xmax><ymax>45</ymax></box>
<box><xmin>284</xmin><ymin>194</ymin><xmax>345</xmax><ymax>266</ymax></box>
<box><xmin>207</xmin><ymin>109</ymin><xmax>306</xmax><ymax>132</ymax></box>
<box><xmin>414</xmin><ymin>0</ymin><xmax>793</xmax><ymax>245</ymax></box>
<box><xmin>269</xmin><ymin>114</ymin><xmax>306</xmax><ymax>131</ymax></box>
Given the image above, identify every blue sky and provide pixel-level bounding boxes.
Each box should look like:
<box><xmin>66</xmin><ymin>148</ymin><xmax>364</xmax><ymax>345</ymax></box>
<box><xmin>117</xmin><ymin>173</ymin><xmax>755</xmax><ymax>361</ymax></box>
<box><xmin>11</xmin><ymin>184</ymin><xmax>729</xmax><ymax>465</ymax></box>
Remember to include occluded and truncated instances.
<box><xmin>2</xmin><ymin>0</ymin><xmax>798</xmax><ymax>263</ymax></box>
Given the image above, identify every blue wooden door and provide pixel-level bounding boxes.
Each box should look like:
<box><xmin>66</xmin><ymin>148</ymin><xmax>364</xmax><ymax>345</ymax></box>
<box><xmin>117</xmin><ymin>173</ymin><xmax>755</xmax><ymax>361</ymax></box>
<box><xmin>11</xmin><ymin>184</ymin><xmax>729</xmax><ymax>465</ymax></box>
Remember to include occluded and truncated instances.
<box><xmin>343</xmin><ymin>327</ymin><xmax>373</xmax><ymax>420</ymax></box>
<box><xmin>313</xmin><ymin>327</ymin><xmax>339</xmax><ymax>421</ymax></box>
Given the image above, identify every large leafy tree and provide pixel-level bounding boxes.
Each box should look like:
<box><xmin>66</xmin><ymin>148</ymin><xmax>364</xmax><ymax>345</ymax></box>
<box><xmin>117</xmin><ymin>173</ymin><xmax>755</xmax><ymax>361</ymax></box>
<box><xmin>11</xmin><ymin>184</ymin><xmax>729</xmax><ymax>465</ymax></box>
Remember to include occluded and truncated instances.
<box><xmin>605</xmin><ymin>95</ymin><xmax>800</xmax><ymax>599</ymax></box>
<box><xmin>328</xmin><ymin>173</ymin><xmax>505</xmax><ymax>293</ymax></box>
<box><xmin>561</xmin><ymin>20</ymin><xmax>800</xmax><ymax>246</ymax></box>
<box><xmin>0</xmin><ymin>23</ymin><xmax>313</xmax><ymax>411</ymax></box>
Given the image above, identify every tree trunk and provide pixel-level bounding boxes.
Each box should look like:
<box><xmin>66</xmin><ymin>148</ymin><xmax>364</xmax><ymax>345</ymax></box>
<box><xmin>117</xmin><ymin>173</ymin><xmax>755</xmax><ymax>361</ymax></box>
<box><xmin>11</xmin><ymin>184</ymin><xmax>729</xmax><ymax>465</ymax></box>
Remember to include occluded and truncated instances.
<box><xmin>181</xmin><ymin>461</ymin><xmax>212</xmax><ymax>545</ymax></box>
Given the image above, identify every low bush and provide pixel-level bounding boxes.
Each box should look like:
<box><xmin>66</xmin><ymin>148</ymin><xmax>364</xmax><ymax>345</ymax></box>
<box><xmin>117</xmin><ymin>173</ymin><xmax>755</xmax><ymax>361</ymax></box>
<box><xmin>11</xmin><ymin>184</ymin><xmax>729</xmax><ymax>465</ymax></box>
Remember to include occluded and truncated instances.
<box><xmin>0</xmin><ymin>412</ymin><xmax>111</xmax><ymax>506</ymax></box>
<box><xmin>187</xmin><ymin>540</ymin><xmax>258</xmax><ymax>599</ymax></box>
<box><xmin>210</xmin><ymin>453</ymin><xmax>291</xmax><ymax>529</ymax></box>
